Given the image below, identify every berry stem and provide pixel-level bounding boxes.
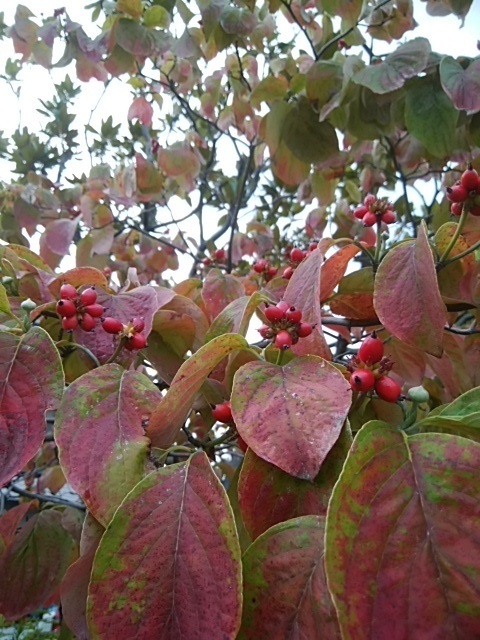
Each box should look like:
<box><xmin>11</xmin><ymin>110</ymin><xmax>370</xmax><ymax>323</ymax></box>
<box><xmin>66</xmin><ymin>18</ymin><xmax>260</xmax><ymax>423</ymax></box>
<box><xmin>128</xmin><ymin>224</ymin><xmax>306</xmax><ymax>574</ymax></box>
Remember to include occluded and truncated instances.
<box><xmin>373</xmin><ymin>220</ymin><xmax>383</xmax><ymax>268</ymax></box>
<box><xmin>276</xmin><ymin>348</ymin><xmax>286</xmax><ymax>366</ymax></box>
<box><xmin>55</xmin><ymin>340</ymin><xmax>101</xmax><ymax>368</ymax></box>
<box><xmin>105</xmin><ymin>336</ymin><xmax>127</xmax><ymax>364</ymax></box>
<box><xmin>437</xmin><ymin>205</ymin><xmax>468</xmax><ymax>266</ymax></box>
<box><xmin>438</xmin><ymin>235</ymin><xmax>480</xmax><ymax>271</ymax></box>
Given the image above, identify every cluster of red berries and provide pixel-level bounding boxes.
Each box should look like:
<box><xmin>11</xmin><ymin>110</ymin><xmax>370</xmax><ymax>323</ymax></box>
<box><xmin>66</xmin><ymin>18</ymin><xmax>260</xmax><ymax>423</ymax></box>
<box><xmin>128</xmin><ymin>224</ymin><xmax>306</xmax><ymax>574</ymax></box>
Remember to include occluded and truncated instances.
<box><xmin>102</xmin><ymin>316</ymin><xmax>147</xmax><ymax>351</ymax></box>
<box><xmin>354</xmin><ymin>194</ymin><xmax>396</xmax><ymax>227</ymax></box>
<box><xmin>56</xmin><ymin>284</ymin><xmax>104</xmax><ymax>332</ymax></box>
<box><xmin>259</xmin><ymin>301</ymin><xmax>313</xmax><ymax>349</ymax></box>
<box><xmin>347</xmin><ymin>333</ymin><xmax>402</xmax><ymax>403</ymax></box>
<box><xmin>283</xmin><ymin>245</ymin><xmax>317</xmax><ymax>280</ymax></box>
<box><xmin>252</xmin><ymin>259</ymin><xmax>278</xmax><ymax>282</ymax></box>
<box><xmin>203</xmin><ymin>248</ymin><xmax>227</xmax><ymax>267</ymax></box>
<box><xmin>446</xmin><ymin>164</ymin><xmax>480</xmax><ymax>217</ymax></box>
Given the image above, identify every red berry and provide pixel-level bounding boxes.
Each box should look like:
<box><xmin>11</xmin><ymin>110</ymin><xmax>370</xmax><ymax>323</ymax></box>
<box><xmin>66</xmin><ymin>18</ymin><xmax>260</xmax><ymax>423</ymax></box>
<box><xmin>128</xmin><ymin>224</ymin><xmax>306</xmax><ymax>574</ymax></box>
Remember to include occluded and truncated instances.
<box><xmin>102</xmin><ymin>317</ymin><xmax>124</xmax><ymax>334</ymax></box>
<box><xmin>362</xmin><ymin>211</ymin><xmax>378</xmax><ymax>227</ymax></box>
<box><xmin>283</xmin><ymin>266</ymin><xmax>294</xmax><ymax>280</ymax></box>
<box><xmin>375</xmin><ymin>376</ymin><xmax>402</xmax><ymax>403</ymax></box>
<box><xmin>286</xmin><ymin>307</ymin><xmax>302</xmax><ymax>323</ymax></box>
<box><xmin>267</xmin><ymin>267</ymin><xmax>278</xmax><ymax>278</ymax></box>
<box><xmin>275</xmin><ymin>330</ymin><xmax>293</xmax><ymax>350</ymax></box>
<box><xmin>212</xmin><ymin>402</ymin><xmax>233</xmax><ymax>424</ymax></box>
<box><xmin>358</xmin><ymin>334</ymin><xmax>384</xmax><ymax>365</ymax></box>
<box><xmin>79</xmin><ymin>312</ymin><xmax>96</xmax><ymax>332</ymax></box>
<box><xmin>297</xmin><ymin>322</ymin><xmax>313</xmax><ymax>338</ymax></box>
<box><xmin>203</xmin><ymin>258</ymin><xmax>212</xmax><ymax>266</ymax></box>
<box><xmin>308</xmin><ymin>242</ymin><xmax>318</xmax><ymax>252</ymax></box>
<box><xmin>363</xmin><ymin>194</ymin><xmax>376</xmax><ymax>207</ymax></box>
<box><xmin>253</xmin><ymin>259</ymin><xmax>267</xmax><ymax>273</ymax></box>
<box><xmin>290</xmin><ymin>248</ymin><xmax>305</xmax><ymax>263</ymax></box>
<box><xmin>62</xmin><ymin>315</ymin><xmax>78</xmax><ymax>331</ymax></box>
<box><xmin>381</xmin><ymin>209</ymin><xmax>396</xmax><ymax>224</ymax></box>
<box><xmin>350</xmin><ymin>369</ymin><xmax>375</xmax><ymax>393</ymax></box>
<box><xmin>215</xmin><ymin>249</ymin><xmax>226</xmax><ymax>261</ymax></box>
<box><xmin>450</xmin><ymin>202</ymin><xmax>463</xmax><ymax>216</ymax></box>
<box><xmin>258</xmin><ymin>324</ymin><xmax>272</xmax><ymax>339</ymax></box>
<box><xmin>237</xmin><ymin>436</ymin><xmax>248</xmax><ymax>453</ymax></box>
<box><xmin>265</xmin><ymin>305</ymin><xmax>285</xmax><ymax>322</ymax></box>
<box><xmin>276</xmin><ymin>300</ymin><xmax>290</xmax><ymax>314</ymax></box>
<box><xmin>446</xmin><ymin>185</ymin><xmax>468</xmax><ymax>203</ymax></box>
<box><xmin>354</xmin><ymin>205</ymin><xmax>368</xmax><ymax>219</ymax></box>
<box><xmin>460</xmin><ymin>165</ymin><xmax>479</xmax><ymax>191</ymax></box>
<box><xmin>59</xmin><ymin>283</ymin><xmax>78</xmax><ymax>300</ymax></box>
<box><xmin>80</xmin><ymin>287</ymin><xmax>97</xmax><ymax>306</ymax></box>
<box><xmin>132</xmin><ymin>317</ymin><xmax>145</xmax><ymax>333</ymax></box>
<box><xmin>125</xmin><ymin>332</ymin><xmax>147</xmax><ymax>351</ymax></box>
<box><xmin>84</xmin><ymin>303</ymin><xmax>104</xmax><ymax>318</ymax></box>
<box><xmin>56</xmin><ymin>299</ymin><xmax>77</xmax><ymax>318</ymax></box>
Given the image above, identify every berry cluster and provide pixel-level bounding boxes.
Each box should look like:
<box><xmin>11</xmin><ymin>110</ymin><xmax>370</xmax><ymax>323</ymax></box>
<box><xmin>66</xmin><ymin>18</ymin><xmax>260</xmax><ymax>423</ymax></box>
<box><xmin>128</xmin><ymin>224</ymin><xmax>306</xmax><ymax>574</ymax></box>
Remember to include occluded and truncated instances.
<box><xmin>259</xmin><ymin>301</ymin><xmax>313</xmax><ymax>349</ymax></box>
<box><xmin>203</xmin><ymin>248</ymin><xmax>227</xmax><ymax>267</ymax></box>
<box><xmin>56</xmin><ymin>284</ymin><xmax>104</xmax><ymax>332</ymax></box>
<box><xmin>102</xmin><ymin>316</ymin><xmax>147</xmax><ymax>351</ymax></box>
<box><xmin>283</xmin><ymin>244</ymin><xmax>318</xmax><ymax>280</ymax></box>
<box><xmin>347</xmin><ymin>333</ymin><xmax>402</xmax><ymax>403</ymax></box>
<box><xmin>354</xmin><ymin>194</ymin><xmax>396</xmax><ymax>227</ymax></box>
<box><xmin>446</xmin><ymin>164</ymin><xmax>480</xmax><ymax>217</ymax></box>
<box><xmin>252</xmin><ymin>259</ymin><xmax>278</xmax><ymax>282</ymax></box>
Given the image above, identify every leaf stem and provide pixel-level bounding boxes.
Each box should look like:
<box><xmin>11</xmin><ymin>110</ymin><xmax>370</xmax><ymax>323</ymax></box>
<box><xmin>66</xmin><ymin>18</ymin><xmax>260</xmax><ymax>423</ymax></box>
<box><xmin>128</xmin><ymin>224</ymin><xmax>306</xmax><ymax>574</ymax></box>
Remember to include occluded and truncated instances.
<box><xmin>55</xmin><ymin>340</ymin><xmax>101</xmax><ymax>368</ymax></box>
<box><xmin>439</xmin><ymin>234</ymin><xmax>480</xmax><ymax>270</ymax></box>
<box><xmin>437</xmin><ymin>206</ymin><xmax>468</xmax><ymax>266</ymax></box>
<box><xmin>105</xmin><ymin>337</ymin><xmax>127</xmax><ymax>364</ymax></box>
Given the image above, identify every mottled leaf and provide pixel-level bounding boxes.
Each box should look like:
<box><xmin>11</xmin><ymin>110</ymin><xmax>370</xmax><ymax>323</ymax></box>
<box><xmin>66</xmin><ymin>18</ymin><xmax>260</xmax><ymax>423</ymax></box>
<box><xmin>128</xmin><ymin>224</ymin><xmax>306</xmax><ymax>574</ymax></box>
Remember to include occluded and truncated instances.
<box><xmin>0</xmin><ymin>510</ymin><xmax>75</xmax><ymax>620</ymax></box>
<box><xmin>202</xmin><ymin>268</ymin><xmax>245</xmax><ymax>322</ymax></box>
<box><xmin>325</xmin><ymin>421</ymin><xmax>480</xmax><ymax>639</ymax></box>
<box><xmin>87</xmin><ymin>452</ymin><xmax>242</xmax><ymax>639</ymax></box>
<box><xmin>231</xmin><ymin>356</ymin><xmax>351</xmax><ymax>480</ymax></box>
<box><xmin>240</xmin><ymin>515</ymin><xmax>340</xmax><ymax>639</ymax></box>
<box><xmin>55</xmin><ymin>364</ymin><xmax>161</xmax><ymax>525</ymax></box>
<box><xmin>440</xmin><ymin>56</ymin><xmax>480</xmax><ymax>113</ymax></box>
<box><xmin>147</xmin><ymin>333</ymin><xmax>249</xmax><ymax>447</ymax></box>
<box><xmin>206</xmin><ymin>292</ymin><xmax>269</xmax><ymax>342</ymax></box>
<box><xmin>0</xmin><ymin>327</ymin><xmax>64</xmax><ymax>487</ymax></box>
<box><xmin>374</xmin><ymin>222</ymin><xmax>447</xmax><ymax>356</ymax></box>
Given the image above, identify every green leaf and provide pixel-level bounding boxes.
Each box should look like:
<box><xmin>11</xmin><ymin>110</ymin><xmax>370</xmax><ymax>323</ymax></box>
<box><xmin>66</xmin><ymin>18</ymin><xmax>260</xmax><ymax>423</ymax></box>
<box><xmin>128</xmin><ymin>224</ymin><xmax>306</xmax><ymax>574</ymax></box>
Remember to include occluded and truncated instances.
<box><xmin>282</xmin><ymin>99</ymin><xmax>339</xmax><ymax>164</ymax></box>
<box><xmin>321</xmin><ymin>0</ymin><xmax>363</xmax><ymax>26</ymax></box>
<box><xmin>0</xmin><ymin>283</ymin><xmax>13</xmax><ymax>317</ymax></box>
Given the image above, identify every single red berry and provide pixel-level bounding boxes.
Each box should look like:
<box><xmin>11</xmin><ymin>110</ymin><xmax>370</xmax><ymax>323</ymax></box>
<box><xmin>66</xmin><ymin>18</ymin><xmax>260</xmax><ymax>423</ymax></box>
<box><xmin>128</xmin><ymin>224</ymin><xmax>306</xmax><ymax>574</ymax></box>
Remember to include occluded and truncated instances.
<box><xmin>258</xmin><ymin>324</ymin><xmax>272</xmax><ymax>339</ymax></box>
<box><xmin>275</xmin><ymin>330</ymin><xmax>293</xmax><ymax>350</ymax></box>
<box><xmin>125</xmin><ymin>332</ymin><xmax>147</xmax><ymax>351</ymax></box>
<box><xmin>358</xmin><ymin>334</ymin><xmax>384</xmax><ymax>365</ymax></box>
<box><xmin>446</xmin><ymin>185</ymin><xmax>468</xmax><ymax>203</ymax></box>
<box><xmin>308</xmin><ymin>242</ymin><xmax>318</xmax><ymax>252</ymax></box>
<box><xmin>276</xmin><ymin>300</ymin><xmax>290</xmax><ymax>314</ymax></box>
<box><xmin>362</xmin><ymin>211</ymin><xmax>378</xmax><ymax>227</ymax></box>
<box><xmin>375</xmin><ymin>376</ymin><xmax>402</xmax><ymax>403</ymax></box>
<box><xmin>450</xmin><ymin>202</ymin><xmax>463</xmax><ymax>216</ymax></box>
<box><xmin>215</xmin><ymin>249</ymin><xmax>226</xmax><ymax>261</ymax></box>
<box><xmin>265</xmin><ymin>305</ymin><xmax>285</xmax><ymax>322</ymax></box>
<box><xmin>56</xmin><ymin>299</ymin><xmax>77</xmax><ymax>318</ymax></box>
<box><xmin>253</xmin><ymin>259</ymin><xmax>267</xmax><ymax>273</ymax></box>
<box><xmin>290</xmin><ymin>248</ymin><xmax>305</xmax><ymax>263</ymax></box>
<box><xmin>62</xmin><ymin>315</ymin><xmax>78</xmax><ymax>331</ymax></box>
<box><xmin>80</xmin><ymin>287</ymin><xmax>97</xmax><ymax>306</ymax></box>
<box><xmin>381</xmin><ymin>209</ymin><xmax>396</xmax><ymax>224</ymax></box>
<box><xmin>354</xmin><ymin>205</ymin><xmax>368</xmax><ymax>219</ymax></box>
<box><xmin>350</xmin><ymin>369</ymin><xmax>375</xmax><ymax>393</ymax></box>
<box><xmin>267</xmin><ymin>267</ymin><xmax>278</xmax><ymax>278</ymax></box>
<box><xmin>297</xmin><ymin>322</ymin><xmax>313</xmax><ymax>338</ymax></box>
<box><xmin>363</xmin><ymin>194</ymin><xmax>376</xmax><ymax>207</ymax></box>
<box><xmin>460</xmin><ymin>165</ymin><xmax>479</xmax><ymax>191</ymax></box>
<box><xmin>84</xmin><ymin>303</ymin><xmax>104</xmax><ymax>318</ymax></box>
<box><xmin>283</xmin><ymin>266</ymin><xmax>294</xmax><ymax>280</ymax></box>
<box><xmin>102</xmin><ymin>317</ymin><xmax>124</xmax><ymax>334</ymax></box>
<box><xmin>132</xmin><ymin>317</ymin><xmax>145</xmax><ymax>333</ymax></box>
<box><xmin>286</xmin><ymin>307</ymin><xmax>302</xmax><ymax>323</ymax></box>
<box><xmin>212</xmin><ymin>402</ymin><xmax>233</xmax><ymax>424</ymax></box>
<box><xmin>59</xmin><ymin>283</ymin><xmax>78</xmax><ymax>300</ymax></box>
<box><xmin>79</xmin><ymin>312</ymin><xmax>96</xmax><ymax>332</ymax></box>
<box><xmin>237</xmin><ymin>436</ymin><xmax>248</xmax><ymax>453</ymax></box>
<box><xmin>203</xmin><ymin>258</ymin><xmax>212</xmax><ymax>266</ymax></box>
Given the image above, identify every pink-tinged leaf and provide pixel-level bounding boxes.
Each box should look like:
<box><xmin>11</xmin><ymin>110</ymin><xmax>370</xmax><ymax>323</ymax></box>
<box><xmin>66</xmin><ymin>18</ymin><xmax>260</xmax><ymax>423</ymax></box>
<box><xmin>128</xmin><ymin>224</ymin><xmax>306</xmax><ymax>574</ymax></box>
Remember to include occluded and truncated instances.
<box><xmin>440</xmin><ymin>56</ymin><xmax>480</xmax><ymax>114</ymax></box>
<box><xmin>157</xmin><ymin>145</ymin><xmax>201</xmax><ymax>178</ymax></box>
<box><xmin>128</xmin><ymin>97</ymin><xmax>153</xmax><ymax>126</ymax></box>
<box><xmin>374</xmin><ymin>222</ymin><xmax>447</xmax><ymax>357</ymax></box>
<box><xmin>55</xmin><ymin>364</ymin><xmax>161</xmax><ymax>525</ymax></box>
<box><xmin>61</xmin><ymin>514</ymin><xmax>104</xmax><ymax>640</ymax></box>
<box><xmin>231</xmin><ymin>356</ymin><xmax>351</xmax><ymax>480</ymax></box>
<box><xmin>383</xmin><ymin>337</ymin><xmax>426</xmax><ymax>387</ymax></box>
<box><xmin>238</xmin><ymin>425</ymin><xmax>352</xmax><ymax>540</ymax></box>
<box><xmin>0</xmin><ymin>503</ymin><xmax>35</xmax><ymax>554</ymax></box>
<box><xmin>425</xmin><ymin>332</ymin><xmax>472</xmax><ymax>402</ymax></box>
<box><xmin>285</xmin><ymin>248</ymin><xmax>332</xmax><ymax>360</ymax></box>
<box><xmin>48</xmin><ymin>267</ymin><xmax>108</xmax><ymax>299</ymax></box>
<box><xmin>0</xmin><ymin>510</ymin><xmax>75</xmax><ymax>620</ymax></box>
<box><xmin>0</xmin><ymin>327</ymin><xmax>64</xmax><ymax>487</ymax></box>
<box><xmin>320</xmin><ymin>244</ymin><xmax>360</xmax><ymax>303</ymax></box>
<box><xmin>87</xmin><ymin>452</ymin><xmax>242</xmax><ymax>639</ymax></box>
<box><xmin>202</xmin><ymin>268</ymin><xmax>245</xmax><ymax>322</ymax></box>
<box><xmin>160</xmin><ymin>293</ymin><xmax>209</xmax><ymax>351</ymax></box>
<box><xmin>325</xmin><ymin>421</ymin><xmax>480</xmax><ymax>639</ymax></box>
<box><xmin>146</xmin><ymin>333</ymin><xmax>249</xmax><ymax>447</ymax></box>
<box><xmin>240</xmin><ymin>515</ymin><xmax>340</xmax><ymax>640</ymax></box>
<box><xmin>206</xmin><ymin>292</ymin><xmax>270</xmax><ymax>342</ymax></box>
<box><xmin>43</xmin><ymin>217</ymin><xmax>81</xmax><ymax>256</ymax></box>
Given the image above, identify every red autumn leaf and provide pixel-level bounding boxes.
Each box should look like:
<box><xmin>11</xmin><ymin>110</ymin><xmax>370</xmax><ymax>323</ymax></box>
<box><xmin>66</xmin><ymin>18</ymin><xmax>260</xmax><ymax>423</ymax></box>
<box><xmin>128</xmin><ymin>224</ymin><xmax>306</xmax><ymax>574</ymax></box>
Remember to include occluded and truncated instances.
<box><xmin>147</xmin><ymin>333</ymin><xmax>249</xmax><ymax>447</ymax></box>
<box><xmin>87</xmin><ymin>452</ymin><xmax>242</xmax><ymax>639</ymax></box>
<box><xmin>240</xmin><ymin>515</ymin><xmax>340</xmax><ymax>639</ymax></box>
<box><xmin>320</xmin><ymin>243</ymin><xmax>360</xmax><ymax>302</ymax></box>
<box><xmin>202</xmin><ymin>268</ymin><xmax>245</xmax><ymax>322</ymax></box>
<box><xmin>238</xmin><ymin>425</ymin><xmax>351</xmax><ymax>540</ymax></box>
<box><xmin>284</xmin><ymin>247</ymin><xmax>332</xmax><ymax>360</ymax></box>
<box><xmin>374</xmin><ymin>221</ymin><xmax>447</xmax><ymax>357</ymax></box>
<box><xmin>55</xmin><ymin>364</ymin><xmax>161</xmax><ymax>525</ymax></box>
<box><xmin>0</xmin><ymin>503</ymin><xmax>35</xmax><ymax>553</ymax></box>
<box><xmin>0</xmin><ymin>510</ymin><xmax>75</xmax><ymax>620</ymax></box>
<box><xmin>325</xmin><ymin>421</ymin><xmax>480</xmax><ymax>639</ymax></box>
<box><xmin>47</xmin><ymin>266</ymin><xmax>109</xmax><ymax>299</ymax></box>
<box><xmin>0</xmin><ymin>327</ymin><xmax>64</xmax><ymax>487</ymax></box>
<box><xmin>231</xmin><ymin>356</ymin><xmax>351</xmax><ymax>480</ymax></box>
<box><xmin>127</xmin><ymin>96</ymin><xmax>154</xmax><ymax>126</ymax></box>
